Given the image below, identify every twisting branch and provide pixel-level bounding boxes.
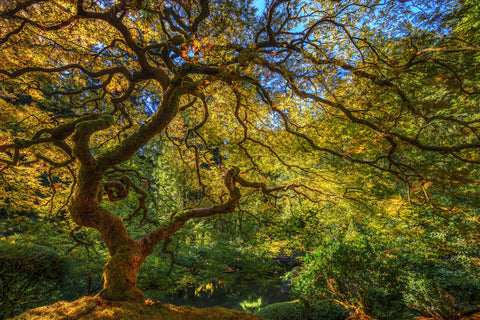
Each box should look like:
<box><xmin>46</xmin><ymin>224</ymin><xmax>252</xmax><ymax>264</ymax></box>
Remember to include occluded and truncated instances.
<box><xmin>0</xmin><ymin>114</ymin><xmax>101</xmax><ymax>170</ymax></box>
<box><xmin>0</xmin><ymin>20</ymin><xmax>26</xmax><ymax>45</ymax></box>
<box><xmin>69</xmin><ymin>225</ymin><xmax>95</xmax><ymax>246</ymax></box>
<box><xmin>72</xmin><ymin>114</ymin><xmax>114</xmax><ymax>168</ymax></box>
<box><xmin>0</xmin><ymin>64</ymin><xmax>133</xmax><ymax>82</ymax></box>
<box><xmin>256</xmin><ymin>0</ymin><xmax>290</xmax><ymax>44</ymax></box>
<box><xmin>139</xmin><ymin>166</ymin><xmax>241</xmax><ymax>256</ymax></box>
<box><xmin>102</xmin><ymin>178</ymin><xmax>130</xmax><ymax>201</ymax></box>
<box><xmin>190</xmin><ymin>0</ymin><xmax>210</xmax><ymax>34</ymax></box>
<box><xmin>185</xmin><ymin>95</ymin><xmax>209</xmax><ymax>191</ymax></box>
<box><xmin>252</xmin><ymin>49</ymin><xmax>480</xmax><ymax>163</ymax></box>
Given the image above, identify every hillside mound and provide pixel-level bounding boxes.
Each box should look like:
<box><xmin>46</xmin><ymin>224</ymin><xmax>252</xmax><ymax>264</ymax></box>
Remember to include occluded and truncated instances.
<box><xmin>10</xmin><ymin>296</ymin><xmax>265</xmax><ymax>320</ymax></box>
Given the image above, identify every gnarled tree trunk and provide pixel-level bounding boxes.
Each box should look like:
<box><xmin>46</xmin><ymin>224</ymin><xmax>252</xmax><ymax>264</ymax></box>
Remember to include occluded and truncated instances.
<box><xmin>69</xmin><ymin>155</ymin><xmax>241</xmax><ymax>302</ymax></box>
<box><xmin>97</xmin><ymin>241</ymin><xmax>146</xmax><ymax>302</ymax></box>
<box><xmin>69</xmin><ymin>162</ymin><xmax>148</xmax><ymax>302</ymax></box>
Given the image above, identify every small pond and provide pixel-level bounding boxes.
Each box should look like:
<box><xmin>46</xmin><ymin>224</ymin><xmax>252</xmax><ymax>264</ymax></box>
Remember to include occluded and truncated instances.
<box><xmin>145</xmin><ymin>279</ymin><xmax>292</xmax><ymax>312</ymax></box>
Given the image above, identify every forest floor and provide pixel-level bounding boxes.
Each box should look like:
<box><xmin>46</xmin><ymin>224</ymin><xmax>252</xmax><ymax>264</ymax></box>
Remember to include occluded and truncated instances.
<box><xmin>9</xmin><ymin>296</ymin><xmax>265</xmax><ymax>320</ymax></box>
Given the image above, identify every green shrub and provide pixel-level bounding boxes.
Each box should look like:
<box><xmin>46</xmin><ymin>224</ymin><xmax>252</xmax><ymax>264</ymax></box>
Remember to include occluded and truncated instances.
<box><xmin>289</xmin><ymin>237</ymin><xmax>480</xmax><ymax>320</ymax></box>
<box><xmin>401</xmin><ymin>260</ymin><xmax>480</xmax><ymax>320</ymax></box>
<box><xmin>290</xmin><ymin>239</ymin><xmax>405</xmax><ymax>316</ymax></box>
<box><xmin>255</xmin><ymin>301</ymin><xmax>305</xmax><ymax>320</ymax></box>
<box><xmin>0</xmin><ymin>241</ymin><xmax>70</xmax><ymax>319</ymax></box>
<box><xmin>255</xmin><ymin>300</ymin><xmax>349</xmax><ymax>320</ymax></box>
<box><xmin>304</xmin><ymin>300</ymin><xmax>350</xmax><ymax>320</ymax></box>
<box><xmin>288</xmin><ymin>238</ymin><xmax>416</xmax><ymax>320</ymax></box>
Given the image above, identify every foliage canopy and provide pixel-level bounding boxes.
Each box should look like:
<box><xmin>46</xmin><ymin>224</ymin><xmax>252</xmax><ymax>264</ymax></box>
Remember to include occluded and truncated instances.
<box><xmin>0</xmin><ymin>0</ymin><xmax>479</xmax><ymax>305</ymax></box>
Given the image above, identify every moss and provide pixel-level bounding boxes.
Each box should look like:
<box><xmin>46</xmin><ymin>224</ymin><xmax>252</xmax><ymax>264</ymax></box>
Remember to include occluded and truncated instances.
<box><xmin>75</xmin><ymin>114</ymin><xmax>114</xmax><ymax>136</ymax></box>
<box><xmin>92</xmin><ymin>114</ymin><xmax>115</xmax><ymax>128</ymax></box>
<box><xmin>10</xmin><ymin>296</ymin><xmax>266</xmax><ymax>320</ymax></box>
<box><xmin>97</xmin><ymin>243</ymin><xmax>144</xmax><ymax>303</ymax></box>
<box><xmin>173</xmin><ymin>209</ymin><xmax>194</xmax><ymax>223</ymax></box>
<box><xmin>255</xmin><ymin>300</ymin><xmax>349</xmax><ymax>320</ymax></box>
<box><xmin>96</xmin><ymin>287</ymin><xmax>145</xmax><ymax>304</ymax></box>
<box><xmin>97</xmin><ymin>183</ymin><xmax>104</xmax><ymax>203</ymax></box>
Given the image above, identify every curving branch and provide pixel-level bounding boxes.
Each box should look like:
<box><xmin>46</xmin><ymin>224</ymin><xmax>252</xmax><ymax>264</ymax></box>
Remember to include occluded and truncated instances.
<box><xmin>0</xmin><ymin>0</ymin><xmax>48</xmax><ymax>17</ymax></box>
<box><xmin>162</xmin><ymin>237</ymin><xmax>198</xmax><ymax>276</ymax></box>
<box><xmin>72</xmin><ymin>114</ymin><xmax>114</xmax><ymax>168</ymax></box>
<box><xmin>0</xmin><ymin>64</ymin><xmax>133</xmax><ymax>82</ymax></box>
<box><xmin>139</xmin><ymin>166</ymin><xmax>241</xmax><ymax>256</ymax></box>
<box><xmin>256</xmin><ymin>0</ymin><xmax>289</xmax><ymax>45</ymax></box>
<box><xmin>0</xmin><ymin>114</ymin><xmax>100</xmax><ymax>168</ymax></box>
<box><xmin>102</xmin><ymin>179</ymin><xmax>130</xmax><ymax>202</ymax></box>
<box><xmin>0</xmin><ymin>20</ymin><xmax>26</xmax><ymax>45</ymax></box>
<box><xmin>191</xmin><ymin>0</ymin><xmax>210</xmax><ymax>34</ymax></box>
<box><xmin>250</xmin><ymin>44</ymin><xmax>480</xmax><ymax>160</ymax></box>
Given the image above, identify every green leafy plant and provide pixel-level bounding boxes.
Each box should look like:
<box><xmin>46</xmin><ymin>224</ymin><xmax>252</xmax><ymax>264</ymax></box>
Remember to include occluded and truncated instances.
<box><xmin>255</xmin><ymin>301</ymin><xmax>305</xmax><ymax>320</ymax></box>
<box><xmin>401</xmin><ymin>260</ymin><xmax>480</xmax><ymax>320</ymax></box>
<box><xmin>0</xmin><ymin>241</ymin><xmax>70</xmax><ymax>319</ymax></box>
<box><xmin>1</xmin><ymin>0</ymin><xmax>480</xmax><ymax>307</ymax></box>
<box><xmin>290</xmin><ymin>235</ymin><xmax>480</xmax><ymax>320</ymax></box>
<box><xmin>255</xmin><ymin>300</ymin><xmax>349</xmax><ymax>320</ymax></box>
<box><xmin>240</xmin><ymin>297</ymin><xmax>263</xmax><ymax>313</ymax></box>
<box><xmin>289</xmin><ymin>237</ymin><xmax>411</xmax><ymax>320</ymax></box>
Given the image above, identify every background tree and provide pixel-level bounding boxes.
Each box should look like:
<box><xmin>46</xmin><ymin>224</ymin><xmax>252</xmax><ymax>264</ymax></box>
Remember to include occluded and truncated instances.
<box><xmin>0</xmin><ymin>0</ymin><xmax>479</xmax><ymax>304</ymax></box>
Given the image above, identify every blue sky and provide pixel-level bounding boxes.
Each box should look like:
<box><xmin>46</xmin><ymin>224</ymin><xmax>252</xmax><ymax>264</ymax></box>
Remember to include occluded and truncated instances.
<box><xmin>254</xmin><ymin>0</ymin><xmax>267</xmax><ymax>13</ymax></box>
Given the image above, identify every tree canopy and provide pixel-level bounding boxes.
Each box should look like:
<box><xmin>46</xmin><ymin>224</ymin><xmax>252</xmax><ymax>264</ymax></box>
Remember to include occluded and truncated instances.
<box><xmin>1</xmin><ymin>0</ymin><xmax>479</xmax><ymax>304</ymax></box>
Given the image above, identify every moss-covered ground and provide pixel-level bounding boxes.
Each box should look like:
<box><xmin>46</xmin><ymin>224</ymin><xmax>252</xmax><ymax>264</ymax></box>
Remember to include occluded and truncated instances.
<box><xmin>9</xmin><ymin>296</ymin><xmax>265</xmax><ymax>320</ymax></box>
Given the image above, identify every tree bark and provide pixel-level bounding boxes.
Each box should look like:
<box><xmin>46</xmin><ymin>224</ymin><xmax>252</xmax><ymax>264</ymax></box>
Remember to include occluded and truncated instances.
<box><xmin>96</xmin><ymin>240</ymin><xmax>146</xmax><ymax>303</ymax></box>
<box><xmin>67</xmin><ymin>163</ymin><xmax>242</xmax><ymax>302</ymax></box>
<box><xmin>69</xmin><ymin>164</ymin><xmax>147</xmax><ymax>302</ymax></box>
<box><xmin>64</xmin><ymin>95</ymin><xmax>243</xmax><ymax>302</ymax></box>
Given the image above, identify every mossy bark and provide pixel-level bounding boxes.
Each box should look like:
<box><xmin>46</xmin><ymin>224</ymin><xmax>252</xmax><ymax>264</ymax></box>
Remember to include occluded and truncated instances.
<box><xmin>96</xmin><ymin>242</ymin><xmax>146</xmax><ymax>303</ymax></box>
<box><xmin>70</xmin><ymin>165</ymin><xmax>148</xmax><ymax>302</ymax></box>
<box><xmin>65</xmin><ymin>83</ymin><xmax>241</xmax><ymax>302</ymax></box>
<box><xmin>65</xmin><ymin>86</ymin><xmax>186</xmax><ymax>302</ymax></box>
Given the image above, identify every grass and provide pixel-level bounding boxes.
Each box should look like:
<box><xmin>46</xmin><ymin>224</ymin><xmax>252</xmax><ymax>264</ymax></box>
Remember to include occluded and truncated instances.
<box><xmin>9</xmin><ymin>296</ymin><xmax>266</xmax><ymax>320</ymax></box>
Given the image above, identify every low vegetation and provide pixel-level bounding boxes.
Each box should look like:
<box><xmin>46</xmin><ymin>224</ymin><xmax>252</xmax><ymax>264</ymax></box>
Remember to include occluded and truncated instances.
<box><xmin>10</xmin><ymin>297</ymin><xmax>264</xmax><ymax>320</ymax></box>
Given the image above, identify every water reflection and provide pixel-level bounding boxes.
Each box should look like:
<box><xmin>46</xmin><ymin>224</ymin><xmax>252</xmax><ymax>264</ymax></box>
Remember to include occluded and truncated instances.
<box><xmin>146</xmin><ymin>279</ymin><xmax>292</xmax><ymax>312</ymax></box>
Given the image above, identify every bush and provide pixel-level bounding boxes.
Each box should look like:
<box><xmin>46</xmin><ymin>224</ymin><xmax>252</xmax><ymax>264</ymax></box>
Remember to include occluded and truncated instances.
<box><xmin>0</xmin><ymin>241</ymin><xmax>70</xmax><ymax>319</ymax></box>
<box><xmin>255</xmin><ymin>300</ymin><xmax>349</xmax><ymax>320</ymax></box>
<box><xmin>305</xmin><ymin>300</ymin><xmax>350</xmax><ymax>320</ymax></box>
<box><xmin>290</xmin><ymin>239</ymin><xmax>405</xmax><ymax>316</ymax></box>
<box><xmin>289</xmin><ymin>238</ymin><xmax>415</xmax><ymax>320</ymax></box>
<box><xmin>289</xmin><ymin>237</ymin><xmax>480</xmax><ymax>320</ymax></box>
<box><xmin>401</xmin><ymin>260</ymin><xmax>480</xmax><ymax>320</ymax></box>
<box><xmin>256</xmin><ymin>301</ymin><xmax>304</xmax><ymax>320</ymax></box>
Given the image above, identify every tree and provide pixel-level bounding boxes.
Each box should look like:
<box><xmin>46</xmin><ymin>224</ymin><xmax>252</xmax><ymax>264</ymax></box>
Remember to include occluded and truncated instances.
<box><xmin>0</xmin><ymin>0</ymin><xmax>479</xmax><ymax>303</ymax></box>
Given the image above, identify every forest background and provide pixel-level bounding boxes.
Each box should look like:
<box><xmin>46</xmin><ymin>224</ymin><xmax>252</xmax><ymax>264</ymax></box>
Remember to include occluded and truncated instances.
<box><xmin>0</xmin><ymin>0</ymin><xmax>480</xmax><ymax>319</ymax></box>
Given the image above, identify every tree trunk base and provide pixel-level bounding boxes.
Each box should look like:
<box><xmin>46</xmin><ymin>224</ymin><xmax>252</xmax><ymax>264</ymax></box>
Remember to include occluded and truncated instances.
<box><xmin>96</xmin><ymin>287</ymin><xmax>145</xmax><ymax>303</ymax></box>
